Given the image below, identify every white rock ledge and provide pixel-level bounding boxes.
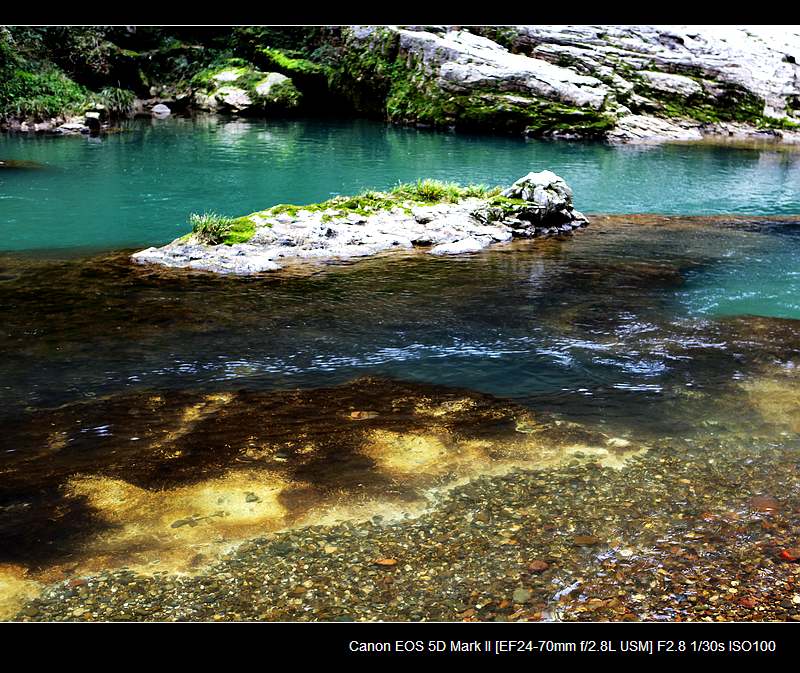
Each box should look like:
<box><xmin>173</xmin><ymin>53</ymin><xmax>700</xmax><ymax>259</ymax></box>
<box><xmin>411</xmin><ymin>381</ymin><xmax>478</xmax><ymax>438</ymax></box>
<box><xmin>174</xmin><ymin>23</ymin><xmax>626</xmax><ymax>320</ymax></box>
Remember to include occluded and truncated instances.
<box><xmin>132</xmin><ymin>171</ymin><xmax>589</xmax><ymax>276</ymax></box>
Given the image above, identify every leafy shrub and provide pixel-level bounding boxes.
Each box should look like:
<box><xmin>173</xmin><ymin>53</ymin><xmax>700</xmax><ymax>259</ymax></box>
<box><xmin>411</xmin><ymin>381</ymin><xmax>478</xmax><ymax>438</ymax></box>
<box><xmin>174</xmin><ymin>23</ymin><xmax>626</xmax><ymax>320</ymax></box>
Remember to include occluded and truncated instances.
<box><xmin>190</xmin><ymin>212</ymin><xmax>236</xmax><ymax>245</ymax></box>
<box><xmin>95</xmin><ymin>86</ymin><xmax>135</xmax><ymax>117</ymax></box>
<box><xmin>0</xmin><ymin>68</ymin><xmax>91</xmax><ymax>119</ymax></box>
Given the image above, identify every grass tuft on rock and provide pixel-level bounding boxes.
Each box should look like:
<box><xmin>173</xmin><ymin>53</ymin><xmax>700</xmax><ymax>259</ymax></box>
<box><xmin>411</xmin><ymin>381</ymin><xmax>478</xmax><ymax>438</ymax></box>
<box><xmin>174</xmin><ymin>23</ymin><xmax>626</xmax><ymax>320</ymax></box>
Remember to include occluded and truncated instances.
<box><xmin>391</xmin><ymin>179</ymin><xmax>499</xmax><ymax>203</ymax></box>
<box><xmin>189</xmin><ymin>212</ymin><xmax>236</xmax><ymax>245</ymax></box>
<box><xmin>189</xmin><ymin>212</ymin><xmax>257</xmax><ymax>246</ymax></box>
<box><xmin>94</xmin><ymin>86</ymin><xmax>135</xmax><ymax>117</ymax></box>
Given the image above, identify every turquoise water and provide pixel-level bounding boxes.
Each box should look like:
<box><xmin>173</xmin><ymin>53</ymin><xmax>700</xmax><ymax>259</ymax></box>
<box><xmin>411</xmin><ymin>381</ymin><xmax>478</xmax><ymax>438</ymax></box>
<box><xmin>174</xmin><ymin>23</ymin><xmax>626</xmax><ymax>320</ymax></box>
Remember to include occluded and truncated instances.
<box><xmin>680</xmin><ymin>221</ymin><xmax>800</xmax><ymax>318</ymax></box>
<box><xmin>1</xmin><ymin>116</ymin><xmax>800</xmax><ymax>252</ymax></box>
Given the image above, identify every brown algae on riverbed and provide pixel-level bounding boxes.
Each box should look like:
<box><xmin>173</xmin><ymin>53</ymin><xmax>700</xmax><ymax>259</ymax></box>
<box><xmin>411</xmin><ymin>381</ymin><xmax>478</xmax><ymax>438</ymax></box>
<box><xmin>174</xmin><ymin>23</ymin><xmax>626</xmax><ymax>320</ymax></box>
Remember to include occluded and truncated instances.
<box><xmin>8</xmin><ymin>433</ymin><xmax>800</xmax><ymax>622</ymax></box>
<box><xmin>0</xmin><ymin>378</ymin><xmax>647</xmax><ymax>582</ymax></box>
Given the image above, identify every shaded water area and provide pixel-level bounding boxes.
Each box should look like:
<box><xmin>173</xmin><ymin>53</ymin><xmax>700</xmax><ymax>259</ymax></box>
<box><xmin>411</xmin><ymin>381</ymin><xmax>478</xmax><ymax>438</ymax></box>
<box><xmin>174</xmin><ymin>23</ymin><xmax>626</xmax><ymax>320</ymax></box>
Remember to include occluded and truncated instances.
<box><xmin>1</xmin><ymin>214</ymin><xmax>800</xmax><ymax>621</ymax></box>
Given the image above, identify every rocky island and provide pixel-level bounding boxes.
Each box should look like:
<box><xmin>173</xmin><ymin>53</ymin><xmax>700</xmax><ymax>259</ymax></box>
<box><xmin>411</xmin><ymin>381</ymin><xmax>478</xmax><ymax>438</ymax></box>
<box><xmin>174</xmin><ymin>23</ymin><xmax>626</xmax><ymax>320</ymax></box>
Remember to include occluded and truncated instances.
<box><xmin>132</xmin><ymin>171</ymin><xmax>588</xmax><ymax>275</ymax></box>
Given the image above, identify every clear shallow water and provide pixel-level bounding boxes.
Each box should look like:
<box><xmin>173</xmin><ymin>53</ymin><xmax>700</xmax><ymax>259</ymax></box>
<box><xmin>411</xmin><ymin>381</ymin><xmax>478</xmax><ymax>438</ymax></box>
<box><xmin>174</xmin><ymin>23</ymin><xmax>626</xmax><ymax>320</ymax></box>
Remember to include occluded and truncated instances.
<box><xmin>680</xmin><ymin>220</ymin><xmax>800</xmax><ymax>318</ymax></box>
<box><xmin>1</xmin><ymin>216</ymin><xmax>798</xmax><ymax>426</ymax></box>
<box><xmin>1</xmin><ymin>116</ymin><xmax>800</xmax><ymax>252</ymax></box>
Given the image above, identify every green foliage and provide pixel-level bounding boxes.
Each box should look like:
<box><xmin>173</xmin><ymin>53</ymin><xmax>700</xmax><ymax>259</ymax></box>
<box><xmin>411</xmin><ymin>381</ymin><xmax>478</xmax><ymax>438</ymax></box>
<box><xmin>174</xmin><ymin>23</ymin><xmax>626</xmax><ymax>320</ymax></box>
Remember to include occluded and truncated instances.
<box><xmin>232</xmin><ymin>27</ymin><xmax>327</xmax><ymax>57</ymax></box>
<box><xmin>391</xmin><ymin>179</ymin><xmax>499</xmax><ymax>203</ymax></box>
<box><xmin>0</xmin><ymin>68</ymin><xmax>91</xmax><ymax>119</ymax></box>
<box><xmin>325</xmin><ymin>28</ymin><xmax>401</xmax><ymax>117</ymax></box>
<box><xmin>264</xmin><ymin>181</ymin><xmax>501</xmax><ymax>221</ymax></box>
<box><xmin>95</xmin><ymin>86</ymin><xmax>135</xmax><ymax>117</ymax></box>
<box><xmin>0</xmin><ymin>28</ymin><xmax>17</xmax><ymax>72</ymax></box>
<box><xmin>190</xmin><ymin>212</ymin><xmax>236</xmax><ymax>245</ymax></box>
<box><xmin>39</xmin><ymin>27</ymin><xmax>117</xmax><ymax>79</ymax></box>
<box><xmin>258</xmin><ymin>47</ymin><xmax>326</xmax><ymax>77</ymax></box>
<box><xmin>307</xmin><ymin>43</ymin><xmax>340</xmax><ymax>69</ymax></box>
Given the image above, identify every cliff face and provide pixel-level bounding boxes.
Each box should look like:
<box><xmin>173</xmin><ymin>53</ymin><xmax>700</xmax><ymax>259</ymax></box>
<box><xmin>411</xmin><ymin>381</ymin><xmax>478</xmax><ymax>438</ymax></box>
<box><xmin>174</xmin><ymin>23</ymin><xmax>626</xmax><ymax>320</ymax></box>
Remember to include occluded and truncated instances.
<box><xmin>333</xmin><ymin>25</ymin><xmax>800</xmax><ymax>141</ymax></box>
<box><xmin>3</xmin><ymin>25</ymin><xmax>799</xmax><ymax>143</ymax></box>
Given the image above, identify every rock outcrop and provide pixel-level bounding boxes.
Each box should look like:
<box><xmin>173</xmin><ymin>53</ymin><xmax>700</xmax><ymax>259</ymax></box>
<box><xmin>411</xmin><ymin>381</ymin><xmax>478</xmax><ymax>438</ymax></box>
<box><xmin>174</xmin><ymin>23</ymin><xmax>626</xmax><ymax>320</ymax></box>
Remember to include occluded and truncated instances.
<box><xmin>132</xmin><ymin>171</ymin><xmax>588</xmax><ymax>275</ymax></box>
<box><xmin>4</xmin><ymin>26</ymin><xmax>798</xmax><ymax>143</ymax></box>
<box><xmin>333</xmin><ymin>26</ymin><xmax>617</xmax><ymax>136</ymax></box>
<box><xmin>331</xmin><ymin>25</ymin><xmax>800</xmax><ymax>143</ymax></box>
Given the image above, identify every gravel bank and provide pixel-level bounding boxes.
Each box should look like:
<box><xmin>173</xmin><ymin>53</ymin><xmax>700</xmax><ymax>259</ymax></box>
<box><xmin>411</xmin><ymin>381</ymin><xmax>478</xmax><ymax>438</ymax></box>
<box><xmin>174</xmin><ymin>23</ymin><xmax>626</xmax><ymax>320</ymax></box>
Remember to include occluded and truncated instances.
<box><xmin>15</xmin><ymin>439</ymin><xmax>800</xmax><ymax>622</ymax></box>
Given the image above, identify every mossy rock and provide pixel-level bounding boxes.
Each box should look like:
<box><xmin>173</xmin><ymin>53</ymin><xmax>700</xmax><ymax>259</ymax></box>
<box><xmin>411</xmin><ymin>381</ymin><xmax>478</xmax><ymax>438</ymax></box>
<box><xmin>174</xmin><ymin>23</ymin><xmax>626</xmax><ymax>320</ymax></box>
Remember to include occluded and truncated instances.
<box><xmin>252</xmin><ymin>73</ymin><xmax>301</xmax><ymax>109</ymax></box>
<box><xmin>182</xmin><ymin>180</ymin><xmax>503</xmax><ymax>245</ymax></box>
<box><xmin>192</xmin><ymin>62</ymin><xmax>302</xmax><ymax>114</ymax></box>
<box><xmin>328</xmin><ymin>32</ymin><xmax>617</xmax><ymax>136</ymax></box>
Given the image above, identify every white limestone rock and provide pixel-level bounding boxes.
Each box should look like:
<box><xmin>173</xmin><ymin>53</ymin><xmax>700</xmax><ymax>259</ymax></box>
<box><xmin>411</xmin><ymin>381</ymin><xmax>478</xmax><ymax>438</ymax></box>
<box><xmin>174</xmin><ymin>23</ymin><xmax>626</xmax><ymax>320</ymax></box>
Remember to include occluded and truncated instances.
<box><xmin>429</xmin><ymin>236</ymin><xmax>492</xmax><ymax>256</ymax></box>
<box><xmin>639</xmin><ymin>71</ymin><xmax>704</xmax><ymax>98</ymax></box>
<box><xmin>255</xmin><ymin>72</ymin><xmax>291</xmax><ymax>97</ymax></box>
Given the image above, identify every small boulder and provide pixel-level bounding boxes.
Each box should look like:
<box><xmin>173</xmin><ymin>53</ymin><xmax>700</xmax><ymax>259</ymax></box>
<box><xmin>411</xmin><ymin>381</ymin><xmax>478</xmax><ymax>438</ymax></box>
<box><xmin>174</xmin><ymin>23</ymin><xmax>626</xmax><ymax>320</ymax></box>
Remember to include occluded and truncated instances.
<box><xmin>84</xmin><ymin>111</ymin><xmax>102</xmax><ymax>132</ymax></box>
<box><xmin>215</xmin><ymin>86</ymin><xmax>253</xmax><ymax>113</ymax></box>
<box><xmin>498</xmin><ymin>170</ymin><xmax>585</xmax><ymax>227</ymax></box>
<box><xmin>151</xmin><ymin>103</ymin><xmax>171</xmax><ymax>118</ymax></box>
<box><xmin>502</xmin><ymin>170</ymin><xmax>572</xmax><ymax>206</ymax></box>
<box><xmin>255</xmin><ymin>72</ymin><xmax>291</xmax><ymax>97</ymax></box>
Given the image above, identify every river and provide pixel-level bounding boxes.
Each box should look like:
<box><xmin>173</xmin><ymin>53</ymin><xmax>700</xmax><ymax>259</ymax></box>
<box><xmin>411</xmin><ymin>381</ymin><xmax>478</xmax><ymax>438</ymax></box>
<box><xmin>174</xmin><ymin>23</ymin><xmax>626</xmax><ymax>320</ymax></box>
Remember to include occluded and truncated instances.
<box><xmin>1</xmin><ymin>116</ymin><xmax>799</xmax><ymax>622</ymax></box>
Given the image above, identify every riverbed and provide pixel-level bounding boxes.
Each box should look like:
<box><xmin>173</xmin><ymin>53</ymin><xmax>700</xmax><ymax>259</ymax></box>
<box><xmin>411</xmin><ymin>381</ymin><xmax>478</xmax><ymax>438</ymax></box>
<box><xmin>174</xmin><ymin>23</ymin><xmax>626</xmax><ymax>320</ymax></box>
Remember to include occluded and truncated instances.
<box><xmin>1</xmin><ymin>117</ymin><xmax>799</xmax><ymax>621</ymax></box>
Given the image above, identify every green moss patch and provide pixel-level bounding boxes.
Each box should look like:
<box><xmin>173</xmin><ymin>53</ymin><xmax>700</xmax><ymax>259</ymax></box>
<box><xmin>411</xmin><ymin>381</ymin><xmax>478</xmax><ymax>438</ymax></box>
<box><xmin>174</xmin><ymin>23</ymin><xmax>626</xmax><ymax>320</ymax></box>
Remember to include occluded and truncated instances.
<box><xmin>266</xmin><ymin>181</ymin><xmax>500</xmax><ymax>217</ymax></box>
<box><xmin>221</xmin><ymin>217</ymin><xmax>257</xmax><ymax>245</ymax></box>
<box><xmin>258</xmin><ymin>47</ymin><xmax>327</xmax><ymax>78</ymax></box>
<box><xmin>252</xmin><ymin>76</ymin><xmax>301</xmax><ymax>109</ymax></box>
<box><xmin>632</xmin><ymin>73</ymin><xmax>769</xmax><ymax>126</ymax></box>
<box><xmin>190</xmin><ymin>59</ymin><xmax>252</xmax><ymax>88</ymax></box>
<box><xmin>184</xmin><ymin>180</ymin><xmax>504</xmax><ymax>245</ymax></box>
